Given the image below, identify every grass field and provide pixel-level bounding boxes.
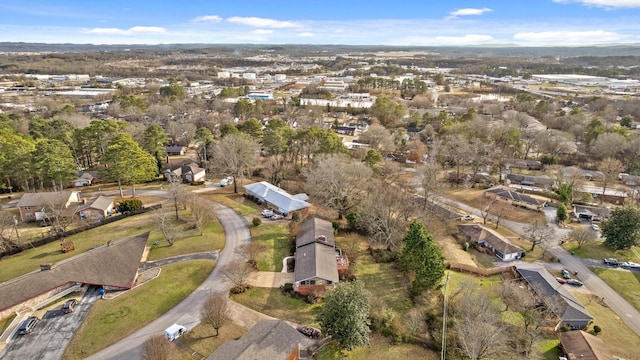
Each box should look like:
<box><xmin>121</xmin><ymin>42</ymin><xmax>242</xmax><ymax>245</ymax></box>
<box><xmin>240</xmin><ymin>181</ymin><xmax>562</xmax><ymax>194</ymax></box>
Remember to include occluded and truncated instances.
<box><xmin>63</xmin><ymin>260</ymin><xmax>215</xmax><ymax>360</ymax></box>
<box><xmin>232</xmin><ymin>287</ymin><xmax>321</xmax><ymax>326</ymax></box>
<box><xmin>574</xmin><ymin>292</ymin><xmax>640</xmax><ymax>359</ymax></box>
<box><xmin>563</xmin><ymin>240</ymin><xmax>635</xmax><ymax>261</ymax></box>
<box><xmin>177</xmin><ymin>321</ymin><xmax>246</xmax><ymax>359</ymax></box>
<box><xmin>315</xmin><ymin>334</ymin><xmax>438</xmax><ymax>360</ymax></box>
<box><xmin>591</xmin><ymin>267</ymin><xmax>640</xmax><ymax>312</ymax></box>
<box><xmin>251</xmin><ymin>223</ymin><xmax>291</xmax><ymax>272</ymax></box>
<box><xmin>200</xmin><ymin>188</ymin><xmax>261</xmax><ymax>217</ymax></box>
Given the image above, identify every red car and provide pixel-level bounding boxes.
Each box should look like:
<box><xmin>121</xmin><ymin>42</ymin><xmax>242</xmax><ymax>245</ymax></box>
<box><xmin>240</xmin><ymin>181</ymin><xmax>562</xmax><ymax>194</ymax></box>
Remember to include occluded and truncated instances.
<box><xmin>556</xmin><ymin>277</ymin><xmax>567</xmax><ymax>284</ymax></box>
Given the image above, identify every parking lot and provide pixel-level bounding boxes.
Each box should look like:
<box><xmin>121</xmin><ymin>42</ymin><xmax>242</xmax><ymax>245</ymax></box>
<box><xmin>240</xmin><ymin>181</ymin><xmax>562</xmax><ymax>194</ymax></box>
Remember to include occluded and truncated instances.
<box><xmin>0</xmin><ymin>287</ymin><xmax>101</xmax><ymax>360</ymax></box>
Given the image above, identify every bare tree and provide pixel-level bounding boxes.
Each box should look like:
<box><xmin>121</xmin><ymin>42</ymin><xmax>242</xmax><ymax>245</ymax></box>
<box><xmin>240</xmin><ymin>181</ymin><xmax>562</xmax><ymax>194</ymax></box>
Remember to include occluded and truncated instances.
<box><xmin>303</xmin><ymin>154</ymin><xmax>373</xmax><ymax>219</ymax></box>
<box><xmin>0</xmin><ymin>212</ymin><xmax>21</xmax><ymax>254</ymax></box>
<box><xmin>186</xmin><ymin>194</ymin><xmax>217</xmax><ymax>236</ymax></box>
<box><xmin>480</xmin><ymin>197</ymin><xmax>498</xmax><ymax>225</ymax></box>
<box><xmin>356</xmin><ymin>183</ymin><xmax>412</xmax><ymax>250</ymax></box>
<box><xmin>597</xmin><ymin>157</ymin><xmax>624</xmax><ymax>197</ymax></box>
<box><xmin>167</xmin><ymin>177</ymin><xmax>187</xmax><ymax>220</ymax></box>
<box><xmin>237</xmin><ymin>242</ymin><xmax>267</xmax><ymax>269</ymax></box>
<box><xmin>200</xmin><ymin>295</ymin><xmax>229</xmax><ymax>337</ymax></box>
<box><xmin>140</xmin><ymin>334</ymin><xmax>179</xmax><ymax>360</ymax></box>
<box><xmin>417</xmin><ymin>161</ymin><xmax>442</xmax><ymax>212</ymax></box>
<box><xmin>223</xmin><ymin>260</ymin><xmax>252</xmax><ymax>293</ymax></box>
<box><xmin>154</xmin><ymin>207</ymin><xmax>182</xmax><ymax>246</ymax></box>
<box><xmin>452</xmin><ymin>283</ymin><xmax>507</xmax><ymax>360</ymax></box>
<box><xmin>359</xmin><ymin>123</ymin><xmax>395</xmax><ymax>153</ymax></box>
<box><xmin>42</xmin><ymin>198</ymin><xmax>79</xmax><ymax>234</ymax></box>
<box><xmin>207</xmin><ymin>133</ymin><xmax>259</xmax><ymax>193</ymax></box>
<box><xmin>405</xmin><ymin>307</ymin><xmax>425</xmax><ymax>335</ymax></box>
<box><xmin>569</xmin><ymin>227</ymin><xmax>598</xmax><ymax>248</ymax></box>
<box><xmin>523</xmin><ymin>221</ymin><xmax>555</xmax><ymax>252</ymax></box>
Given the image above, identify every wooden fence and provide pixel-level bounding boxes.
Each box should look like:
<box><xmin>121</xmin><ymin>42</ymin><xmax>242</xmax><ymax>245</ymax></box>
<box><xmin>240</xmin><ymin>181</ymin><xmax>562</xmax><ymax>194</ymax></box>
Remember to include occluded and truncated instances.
<box><xmin>446</xmin><ymin>261</ymin><xmax>515</xmax><ymax>277</ymax></box>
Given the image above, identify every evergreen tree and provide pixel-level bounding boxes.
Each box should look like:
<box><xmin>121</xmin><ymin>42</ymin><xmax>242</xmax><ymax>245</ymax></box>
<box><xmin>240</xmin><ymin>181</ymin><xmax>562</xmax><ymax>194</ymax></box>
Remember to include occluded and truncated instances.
<box><xmin>143</xmin><ymin>124</ymin><xmax>170</xmax><ymax>174</ymax></box>
<box><xmin>317</xmin><ymin>281</ymin><xmax>371</xmax><ymax>350</ymax></box>
<box><xmin>556</xmin><ymin>203</ymin><xmax>568</xmax><ymax>224</ymax></box>
<box><xmin>33</xmin><ymin>139</ymin><xmax>78</xmax><ymax>191</ymax></box>
<box><xmin>602</xmin><ymin>206</ymin><xmax>640</xmax><ymax>249</ymax></box>
<box><xmin>399</xmin><ymin>220</ymin><xmax>445</xmax><ymax>298</ymax></box>
<box><xmin>100</xmin><ymin>133</ymin><xmax>157</xmax><ymax>197</ymax></box>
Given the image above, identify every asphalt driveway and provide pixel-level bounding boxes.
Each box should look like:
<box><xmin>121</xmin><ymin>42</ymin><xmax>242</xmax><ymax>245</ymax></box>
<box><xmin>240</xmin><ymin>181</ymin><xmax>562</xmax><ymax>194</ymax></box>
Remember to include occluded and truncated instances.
<box><xmin>0</xmin><ymin>287</ymin><xmax>101</xmax><ymax>360</ymax></box>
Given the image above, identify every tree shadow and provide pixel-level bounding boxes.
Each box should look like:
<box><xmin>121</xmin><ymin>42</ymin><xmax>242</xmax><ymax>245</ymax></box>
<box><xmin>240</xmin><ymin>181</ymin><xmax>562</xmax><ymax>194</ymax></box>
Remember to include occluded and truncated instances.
<box><xmin>31</xmin><ymin>251</ymin><xmax>58</xmax><ymax>259</ymax></box>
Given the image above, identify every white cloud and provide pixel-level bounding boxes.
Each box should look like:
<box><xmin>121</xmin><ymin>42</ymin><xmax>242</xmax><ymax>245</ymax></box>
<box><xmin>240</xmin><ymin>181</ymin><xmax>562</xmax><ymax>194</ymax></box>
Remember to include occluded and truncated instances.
<box><xmin>191</xmin><ymin>15</ymin><xmax>222</xmax><ymax>23</ymax></box>
<box><xmin>553</xmin><ymin>0</ymin><xmax>640</xmax><ymax>8</ymax></box>
<box><xmin>401</xmin><ymin>34</ymin><xmax>495</xmax><ymax>45</ymax></box>
<box><xmin>298</xmin><ymin>32</ymin><xmax>314</xmax><ymax>37</ymax></box>
<box><xmin>252</xmin><ymin>29</ymin><xmax>273</xmax><ymax>35</ymax></box>
<box><xmin>514</xmin><ymin>30</ymin><xmax>624</xmax><ymax>44</ymax></box>
<box><xmin>85</xmin><ymin>26</ymin><xmax>166</xmax><ymax>35</ymax></box>
<box><xmin>227</xmin><ymin>16</ymin><xmax>302</xmax><ymax>28</ymax></box>
<box><xmin>449</xmin><ymin>7</ymin><xmax>493</xmax><ymax>17</ymax></box>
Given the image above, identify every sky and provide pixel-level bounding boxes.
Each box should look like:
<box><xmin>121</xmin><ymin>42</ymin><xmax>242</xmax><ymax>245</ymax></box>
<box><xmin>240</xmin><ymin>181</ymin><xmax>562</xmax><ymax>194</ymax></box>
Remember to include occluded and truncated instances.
<box><xmin>2</xmin><ymin>0</ymin><xmax>640</xmax><ymax>46</ymax></box>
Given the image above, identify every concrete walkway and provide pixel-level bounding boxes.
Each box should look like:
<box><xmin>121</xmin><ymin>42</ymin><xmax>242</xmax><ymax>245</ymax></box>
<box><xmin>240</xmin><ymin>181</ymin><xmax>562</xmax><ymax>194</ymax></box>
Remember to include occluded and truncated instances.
<box><xmin>247</xmin><ymin>272</ymin><xmax>294</xmax><ymax>288</ymax></box>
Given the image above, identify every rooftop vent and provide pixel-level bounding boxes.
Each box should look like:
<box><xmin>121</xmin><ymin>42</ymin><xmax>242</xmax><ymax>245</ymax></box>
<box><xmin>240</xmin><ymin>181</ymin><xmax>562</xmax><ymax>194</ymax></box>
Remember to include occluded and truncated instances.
<box><xmin>317</xmin><ymin>235</ymin><xmax>326</xmax><ymax>242</ymax></box>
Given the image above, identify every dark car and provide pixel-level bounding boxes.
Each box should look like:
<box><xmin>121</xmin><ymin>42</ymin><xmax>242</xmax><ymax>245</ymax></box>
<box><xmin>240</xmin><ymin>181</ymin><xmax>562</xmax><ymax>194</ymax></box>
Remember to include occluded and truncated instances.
<box><xmin>17</xmin><ymin>316</ymin><xmax>39</xmax><ymax>335</ymax></box>
<box><xmin>603</xmin><ymin>258</ymin><xmax>620</xmax><ymax>266</ymax></box>
<box><xmin>296</xmin><ymin>325</ymin><xmax>321</xmax><ymax>339</ymax></box>
<box><xmin>62</xmin><ymin>299</ymin><xmax>77</xmax><ymax>314</ymax></box>
<box><xmin>567</xmin><ymin>279</ymin><xmax>583</xmax><ymax>287</ymax></box>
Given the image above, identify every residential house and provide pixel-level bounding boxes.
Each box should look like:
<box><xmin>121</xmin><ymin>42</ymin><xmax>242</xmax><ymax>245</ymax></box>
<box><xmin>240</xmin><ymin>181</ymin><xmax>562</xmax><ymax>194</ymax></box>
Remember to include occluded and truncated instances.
<box><xmin>163</xmin><ymin>163</ymin><xmax>206</xmax><ymax>184</ymax></box>
<box><xmin>165</xmin><ymin>145</ymin><xmax>187</xmax><ymax>156</ymax></box>
<box><xmin>506</xmin><ymin>158</ymin><xmax>542</xmax><ymax>170</ymax></box>
<box><xmin>293</xmin><ymin>217</ymin><xmax>347</xmax><ymax>296</ymax></box>
<box><xmin>484</xmin><ymin>186</ymin><xmax>546</xmax><ymax>211</ymax></box>
<box><xmin>572</xmin><ymin>205</ymin><xmax>610</xmax><ymax>222</ymax></box>
<box><xmin>16</xmin><ymin>191</ymin><xmax>81</xmax><ymax>222</ymax></box>
<box><xmin>577</xmin><ymin>184</ymin><xmax>627</xmax><ymax>205</ymax></box>
<box><xmin>73</xmin><ymin>172</ymin><xmax>94</xmax><ymax>187</ymax></box>
<box><xmin>516</xmin><ymin>266</ymin><xmax>593</xmax><ymax>330</ymax></box>
<box><xmin>558</xmin><ymin>330</ymin><xmax>613</xmax><ymax>360</ymax></box>
<box><xmin>333</xmin><ymin>125</ymin><xmax>357</xmax><ymax>136</ymax></box>
<box><xmin>505</xmin><ymin>173</ymin><xmax>554</xmax><ymax>190</ymax></box>
<box><xmin>78</xmin><ymin>195</ymin><xmax>115</xmax><ymax>221</ymax></box>
<box><xmin>0</xmin><ymin>232</ymin><xmax>149</xmax><ymax>320</ymax></box>
<box><xmin>244</xmin><ymin>181</ymin><xmax>311</xmax><ymax>217</ymax></box>
<box><xmin>563</xmin><ymin>166</ymin><xmax>604</xmax><ymax>182</ymax></box>
<box><xmin>208</xmin><ymin>319</ymin><xmax>316</xmax><ymax>360</ymax></box>
<box><xmin>458</xmin><ymin>224</ymin><xmax>525</xmax><ymax>261</ymax></box>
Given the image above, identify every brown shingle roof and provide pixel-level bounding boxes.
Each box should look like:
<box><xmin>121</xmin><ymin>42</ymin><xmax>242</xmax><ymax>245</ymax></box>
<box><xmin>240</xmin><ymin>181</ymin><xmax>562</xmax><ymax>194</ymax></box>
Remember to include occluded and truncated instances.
<box><xmin>16</xmin><ymin>191</ymin><xmax>79</xmax><ymax>208</ymax></box>
<box><xmin>0</xmin><ymin>232</ymin><xmax>149</xmax><ymax>312</ymax></box>
<box><xmin>78</xmin><ymin>195</ymin><xmax>114</xmax><ymax>212</ymax></box>
<box><xmin>458</xmin><ymin>224</ymin><xmax>525</xmax><ymax>257</ymax></box>
<box><xmin>558</xmin><ymin>330</ymin><xmax>613</xmax><ymax>360</ymax></box>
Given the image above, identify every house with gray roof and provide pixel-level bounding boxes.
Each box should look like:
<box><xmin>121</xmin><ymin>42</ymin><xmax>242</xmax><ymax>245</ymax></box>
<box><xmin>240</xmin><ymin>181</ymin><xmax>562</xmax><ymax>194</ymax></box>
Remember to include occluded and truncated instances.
<box><xmin>78</xmin><ymin>195</ymin><xmax>115</xmax><ymax>221</ymax></box>
<box><xmin>294</xmin><ymin>217</ymin><xmax>346</xmax><ymax>296</ymax></box>
<box><xmin>244</xmin><ymin>181</ymin><xmax>311</xmax><ymax>217</ymax></box>
<box><xmin>573</xmin><ymin>205</ymin><xmax>610</xmax><ymax>222</ymax></box>
<box><xmin>516</xmin><ymin>266</ymin><xmax>593</xmax><ymax>330</ymax></box>
<box><xmin>0</xmin><ymin>232</ymin><xmax>149</xmax><ymax>320</ymax></box>
<box><xmin>16</xmin><ymin>191</ymin><xmax>81</xmax><ymax>222</ymax></box>
<box><xmin>484</xmin><ymin>186</ymin><xmax>546</xmax><ymax>211</ymax></box>
<box><xmin>208</xmin><ymin>319</ymin><xmax>316</xmax><ymax>360</ymax></box>
<box><xmin>458</xmin><ymin>224</ymin><xmax>524</xmax><ymax>261</ymax></box>
<box><xmin>163</xmin><ymin>162</ymin><xmax>206</xmax><ymax>184</ymax></box>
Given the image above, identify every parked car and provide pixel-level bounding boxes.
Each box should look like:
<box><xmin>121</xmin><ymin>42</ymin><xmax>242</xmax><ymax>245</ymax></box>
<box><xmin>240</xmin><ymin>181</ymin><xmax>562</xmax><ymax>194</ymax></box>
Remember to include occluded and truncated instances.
<box><xmin>567</xmin><ymin>279</ymin><xmax>583</xmax><ymax>287</ymax></box>
<box><xmin>269</xmin><ymin>214</ymin><xmax>284</xmax><ymax>220</ymax></box>
<box><xmin>164</xmin><ymin>324</ymin><xmax>187</xmax><ymax>341</ymax></box>
<box><xmin>261</xmin><ymin>209</ymin><xmax>274</xmax><ymax>218</ymax></box>
<box><xmin>603</xmin><ymin>258</ymin><xmax>620</xmax><ymax>266</ymax></box>
<box><xmin>62</xmin><ymin>299</ymin><xmax>77</xmax><ymax>314</ymax></box>
<box><xmin>462</xmin><ymin>215</ymin><xmax>475</xmax><ymax>221</ymax></box>
<box><xmin>556</xmin><ymin>277</ymin><xmax>567</xmax><ymax>284</ymax></box>
<box><xmin>621</xmin><ymin>261</ymin><xmax>640</xmax><ymax>269</ymax></box>
<box><xmin>17</xmin><ymin>316</ymin><xmax>39</xmax><ymax>335</ymax></box>
<box><xmin>220</xmin><ymin>176</ymin><xmax>233</xmax><ymax>187</ymax></box>
<box><xmin>296</xmin><ymin>324</ymin><xmax>321</xmax><ymax>339</ymax></box>
<box><xmin>591</xmin><ymin>223</ymin><xmax>600</xmax><ymax>231</ymax></box>
<box><xmin>561</xmin><ymin>269</ymin><xmax>571</xmax><ymax>279</ymax></box>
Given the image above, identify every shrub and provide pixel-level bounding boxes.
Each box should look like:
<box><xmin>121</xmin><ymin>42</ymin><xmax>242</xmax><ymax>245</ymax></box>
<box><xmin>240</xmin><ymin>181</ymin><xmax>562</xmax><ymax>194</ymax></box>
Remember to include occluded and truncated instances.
<box><xmin>332</xmin><ymin>221</ymin><xmax>341</xmax><ymax>234</ymax></box>
<box><xmin>593</xmin><ymin>325</ymin><xmax>602</xmax><ymax>335</ymax></box>
<box><xmin>252</xmin><ymin>217</ymin><xmax>262</xmax><ymax>227</ymax></box>
<box><xmin>368</xmin><ymin>247</ymin><xmax>396</xmax><ymax>263</ymax></box>
<box><xmin>230</xmin><ymin>284</ymin><xmax>251</xmax><ymax>294</ymax></box>
<box><xmin>117</xmin><ymin>199</ymin><xmax>143</xmax><ymax>212</ymax></box>
<box><xmin>345</xmin><ymin>211</ymin><xmax>359</xmax><ymax>231</ymax></box>
<box><xmin>282</xmin><ymin>283</ymin><xmax>294</xmax><ymax>295</ymax></box>
<box><xmin>291</xmin><ymin>212</ymin><xmax>302</xmax><ymax>222</ymax></box>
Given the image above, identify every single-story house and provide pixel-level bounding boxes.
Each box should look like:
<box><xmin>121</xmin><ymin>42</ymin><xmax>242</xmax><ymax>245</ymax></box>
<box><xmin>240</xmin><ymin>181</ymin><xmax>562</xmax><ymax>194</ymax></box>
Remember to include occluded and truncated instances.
<box><xmin>573</xmin><ymin>205</ymin><xmax>610</xmax><ymax>222</ymax></box>
<box><xmin>78</xmin><ymin>195</ymin><xmax>115</xmax><ymax>221</ymax></box>
<box><xmin>484</xmin><ymin>186</ymin><xmax>546</xmax><ymax>211</ymax></box>
<box><xmin>294</xmin><ymin>217</ymin><xmax>347</xmax><ymax>296</ymax></box>
<box><xmin>73</xmin><ymin>172</ymin><xmax>94</xmax><ymax>187</ymax></box>
<box><xmin>516</xmin><ymin>266</ymin><xmax>593</xmax><ymax>330</ymax></box>
<box><xmin>165</xmin><ymin>145</ymin><xmax>187</xmax><ymax>156</ymax></box>
<box><xmin>563</xmin><ymin>166</ymin><xmax>604</xmax><ymax>182</ymax></box>
<box><xmin>620</xmin><ymin>173</ymin><xmax>640</xmax><ymax>186</ymax></box>
<box><xmin>506</xmin><ymin>158</ymin><xmax>542</xmax><ymax>170</ymax></box>
<box><xmin>505</xmin><ymin>173</ymin><xmax>554</xmax><ymax>190</ymax></box>
<box><xmin>16</xmin><ymin>191</ymin><xmax>82</xmax><ymax>222</ymax></box>
<box><xmin>163</xmin><ymin>163</ymin><xmax>206</xmax><ymax>184</ymax></box>
<box><xmin>558</xmin><ymin>330</ymin><xmax>613</xmax><ymax>360</ymax></box>
<box><xmin>458</xmin><ymin>224</ymin><xmax>525</xmax><ymax>261</ymax></box>
<box><xmin>0</xmin><ymin>232</ymin><xmax>149</xmax><ymax>320</ymax></box>
<box><xmin>577</xmin><ymin>184</ymin><xmax>627</xmax><ymax>205</ymax></box>
<box><xmin>333</xmin><ymin>125</ymin><xmax>357</xmax><ymax>136</ymax></box>
<box><xmin>244</xmin><ymin>181</ymin><xmax>311</xmax><ymax>217</ymax></box>
<box><xmin>208</xmin><ymin>319</ymin><xmax>316</xmax><ymax>360</ymax></box>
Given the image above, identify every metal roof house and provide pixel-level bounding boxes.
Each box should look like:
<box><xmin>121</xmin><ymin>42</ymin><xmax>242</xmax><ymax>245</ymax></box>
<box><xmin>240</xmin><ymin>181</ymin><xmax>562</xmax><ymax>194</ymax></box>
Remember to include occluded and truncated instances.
<box><xmin>293</xmin><ymin>218</ymin><xmax>345</xmax><ymax>296</ymax></box>
<box><xmin>458</xmin><ymin>224</ymin><xmax>525</xmax><ymax>262</ymax></box>
<box><xmin>516</xmin><ymin>266</ymin><xmax>593</xmax><ymax>330</ymax></box>
<box><xmin>244</xmin><ymin>181</ymin><xmax>311</xmax><ymax>217</ymax></box>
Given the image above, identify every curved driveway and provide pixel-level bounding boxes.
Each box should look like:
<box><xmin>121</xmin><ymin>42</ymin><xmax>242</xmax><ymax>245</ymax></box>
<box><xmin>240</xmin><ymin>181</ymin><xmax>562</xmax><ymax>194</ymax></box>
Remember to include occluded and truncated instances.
<box><xmin>87</xmin><ymin>199</ymin><xmax>250</xmax><ymax>360</ymax></box>
<box><xmin>435</xmin><ymin>194</ymin><xmax>640</xmax><ymax>337</ymax></box>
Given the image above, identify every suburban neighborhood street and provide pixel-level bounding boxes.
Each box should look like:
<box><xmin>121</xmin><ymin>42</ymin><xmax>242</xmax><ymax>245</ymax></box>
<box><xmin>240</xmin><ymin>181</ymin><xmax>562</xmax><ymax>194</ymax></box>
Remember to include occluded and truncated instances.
<box><xmin>86</xmin><ymin>201</ymin><xmax>250</xmax><ymax>360</ymax></box>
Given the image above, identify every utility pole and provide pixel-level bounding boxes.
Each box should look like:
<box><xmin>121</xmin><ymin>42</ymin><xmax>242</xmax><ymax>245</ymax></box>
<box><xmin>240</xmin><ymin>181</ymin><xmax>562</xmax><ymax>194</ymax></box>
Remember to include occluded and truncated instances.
<box><xmin>13</xmin><ymin>215</ymin><xmax>20</xmax><ymax>240</ymax></box>
<box><xmin>441</xmin><ymin>272</ymin><xmax>451</xmax><ymax>360</ymax></box>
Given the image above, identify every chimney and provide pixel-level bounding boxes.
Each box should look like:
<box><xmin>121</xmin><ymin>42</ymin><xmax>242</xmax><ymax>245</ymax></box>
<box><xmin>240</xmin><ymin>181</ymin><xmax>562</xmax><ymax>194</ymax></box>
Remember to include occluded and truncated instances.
<box><xmin>82</xmin><ymin>198</ymin><xmax>87</xmax><ymax>204</ymax></box>
<box><xmin>317</xmin><ymin>235</ymin><xmax>326</xmax><ymax>242</ymax></box>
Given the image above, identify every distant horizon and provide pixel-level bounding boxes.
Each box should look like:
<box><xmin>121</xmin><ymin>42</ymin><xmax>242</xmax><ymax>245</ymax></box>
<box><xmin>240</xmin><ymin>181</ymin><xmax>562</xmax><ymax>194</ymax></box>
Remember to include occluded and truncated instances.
<box><xmin>3</xmin><ymin>1</ymin><xmax>640</xmax><ymax>46</ymax></box>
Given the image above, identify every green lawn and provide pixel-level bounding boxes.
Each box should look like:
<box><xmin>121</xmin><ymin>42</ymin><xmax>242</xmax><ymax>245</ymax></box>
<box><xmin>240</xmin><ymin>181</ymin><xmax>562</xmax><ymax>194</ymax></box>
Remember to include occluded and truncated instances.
<box><xmin>538</xmin><ymin>338</ymin><xmax>563</xmax><ymax>360</ymax></box>
<box><xmin>146</xmin><ymin>217</ymin><xmax>226</xmax><ymax>261</ymax></box>
<box><xmin>591</xmin><ymin>267</ymin><xmax>640</xmax><ymax>312</ymax></box>
<box><xmin>231</xmin><ymin>287</ymin><xmax>321</xmax><ymax>327</ymax></box>
<box><xmin>63</xmin><ymin>260</ymin><xmax>215</xmax><ymax>360</ymax></box>
<box><xmin>0</xmin><ymin>313</ymin><xmax>17</xmax><ymax>336</ymax></box>
<box><xmin>251</xmin><ymin>223</ymin><xmax>291</xmax><ymax>272</ymax></box>
<box><xmin>574</xmin><ymin>292</ymin><xmax>640</xmax><ymax>359</ymax></box>
<box><xmin>201</xmin><ymin>190</ymin><xmax>261</xmax><ymax>217</ymax></box>
<box><xmin>563</xmin><ymin>240</ymin><xmax>635</xmax><ymax>261</ymax></box>
<box><xmin>315</xmin><ymin>334</ymin><xmax>438</xmax><ymax>360</ymax></box>
<box><xmin>177</xmin><ymin>321</ymin><xmax>246</xmax><ymax>359</ymax></box>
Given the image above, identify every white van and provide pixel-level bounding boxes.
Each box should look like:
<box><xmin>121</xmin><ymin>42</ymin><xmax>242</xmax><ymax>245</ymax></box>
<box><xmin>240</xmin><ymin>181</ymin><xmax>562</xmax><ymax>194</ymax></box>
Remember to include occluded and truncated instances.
<box><xmin>220</xmin><ymin>176</ymin><xmax>233</xmax><ymax>187</ymax></box>
<box><xmin>164</xmin><ymin>324</ymin><xmax>187</xmax><ymax>341</ymax></box>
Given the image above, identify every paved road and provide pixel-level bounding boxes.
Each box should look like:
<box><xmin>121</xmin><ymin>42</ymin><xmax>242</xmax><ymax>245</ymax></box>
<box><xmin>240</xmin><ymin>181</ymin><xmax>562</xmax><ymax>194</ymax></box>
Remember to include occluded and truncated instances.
<box><xmin>1</xmin><ymin>287</ymin><xmax>101</xmax><ymax>360</ymax></box>
<box><xmin>431</xmin><ymin>194</ymin><xmax>640</xmax><ymax>337</ymax></box>
<box><xmin>86</xmin><ymin>201</ymin><xmax>250</xmax><ymax>360</ymax></box>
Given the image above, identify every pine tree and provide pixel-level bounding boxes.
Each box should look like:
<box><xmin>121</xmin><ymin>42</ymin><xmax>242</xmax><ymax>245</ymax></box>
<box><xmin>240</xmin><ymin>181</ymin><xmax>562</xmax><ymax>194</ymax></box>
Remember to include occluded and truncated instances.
<box><xmin>399</xmin><ymin>220</ymin><xmax>445</xmax><ymax>298</ymax></box>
